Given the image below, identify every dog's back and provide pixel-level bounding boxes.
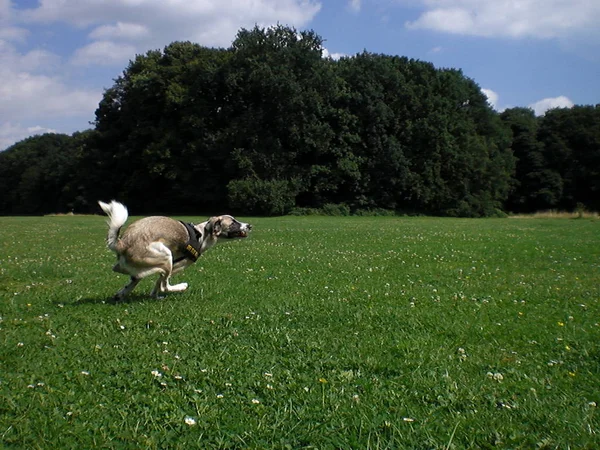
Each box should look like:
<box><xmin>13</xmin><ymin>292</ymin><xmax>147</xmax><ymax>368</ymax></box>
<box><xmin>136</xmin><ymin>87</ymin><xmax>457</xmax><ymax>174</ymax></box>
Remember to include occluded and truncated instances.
<box><xmin>120</xmin><ymin>216</ymin><xmax>189</xmax><ymax>257</ymax></box>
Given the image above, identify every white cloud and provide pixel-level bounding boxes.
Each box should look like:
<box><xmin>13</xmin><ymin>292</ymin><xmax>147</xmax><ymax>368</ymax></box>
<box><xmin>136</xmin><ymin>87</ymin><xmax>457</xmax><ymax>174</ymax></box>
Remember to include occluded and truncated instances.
<box><xmin>0</xmin><ymin>123</ymin><xmax>57</xmax><ymax>151</ymax></box>
<box><xmin>322</xmin><ymin>47</ymin><xmax>346</xmax><ymax>60</ymax></box>
<box><xmin>482</xmin><ymin>88</ymin><xmax>499</xmax><ymax>110</ymax></box>
<box><xmin>0</xmin><ymin>40</ymin><xmax>59</xmax><ymax>72</ymax></box>
<box><xmin>0</xmin><ymin>41</ymin><xmax>100</xmax><ymax>150</ymax></box>
<box><xmin>89</xmin><ymin>22</ymin><xmax>150</xmax><ymax>41</ymax></box>
<box><xmin>19</xmin><ymin>0</ymin><xmax>322</xmax><ymax>49</ymax></box>
<box><xmin>405</xmin><ymin>0</ymin><xmax>600</xmax><ymax>40</ymax></box>
<box><xmin>0</xmin><ymin>0</ymin><xmax>27</xmax><ymax>42</ymax></box>
<box><xmin>0</xmin><ymin>26</ymin><xmax>28</xmax><ymax>42</ymax></box>
<box><xmin>348</xmin><ymin>0</ymin><xmax>361</xmax><ymax>13</ymax></box>
<box><xmin>0</xmin><ymin>69</ymin><xmax>101</xmax><ymax>120</ymax></box>
<box><xmin>72</xmin><ymin>40</ymin><xmax>137</xmax><ymax>66</ymax></box>
<box><xmin>0</xmin><ymin>0</ymin><xmax>11</xmax><ymax>20</ymax></box>
<box><xmin>529</xmin><ymin>96</ymin><xmax>574</xmax><ymax>116</ymax></box>
<box><xmin>0</xmin><ymin>41</ymin><xmax>100</xmax><ymax>122</ymax></box>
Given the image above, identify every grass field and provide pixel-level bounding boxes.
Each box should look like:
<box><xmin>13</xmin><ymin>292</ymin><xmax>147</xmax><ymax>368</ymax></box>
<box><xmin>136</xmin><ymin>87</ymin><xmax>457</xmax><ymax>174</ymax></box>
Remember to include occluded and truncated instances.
<box><xmin>1</xmin><ymin>214</ymin><xmax>599</xmax><ymax>449</ymax></box>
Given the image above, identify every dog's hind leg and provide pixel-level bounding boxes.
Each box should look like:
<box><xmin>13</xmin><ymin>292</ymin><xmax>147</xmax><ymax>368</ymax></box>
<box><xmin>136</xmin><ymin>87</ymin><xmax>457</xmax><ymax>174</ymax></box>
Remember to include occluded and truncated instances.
<box><xmin>113</xmin><ymin>276</ymin><xmax>141</xmax><ymax>301</ymax></box>
<box><xmin>147</xmin><ymin>243</ymin><xmax>193</xmax><ymax>297</ymax></box>
<box><xmin>151</xmin><ymin>274</ymin><xmax>188</xmax><ymax>298</ymax></box>
<box><xmin>161</xmin><ymin>259</ymin><xmax>192</xmax><ymax>293</ymax></box>
<box><xmin>112</xmin><ymin>261</ymin><xmax>129</xmax><ymax>275</ymax></box>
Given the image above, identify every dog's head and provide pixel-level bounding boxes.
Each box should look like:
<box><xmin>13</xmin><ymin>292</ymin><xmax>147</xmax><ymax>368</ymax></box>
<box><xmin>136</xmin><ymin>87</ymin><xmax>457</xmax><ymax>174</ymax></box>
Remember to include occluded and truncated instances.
<box><xmin>205</xmin><ymin>215</ymin><xmax>252</xmax><ymax>239</ymax></box>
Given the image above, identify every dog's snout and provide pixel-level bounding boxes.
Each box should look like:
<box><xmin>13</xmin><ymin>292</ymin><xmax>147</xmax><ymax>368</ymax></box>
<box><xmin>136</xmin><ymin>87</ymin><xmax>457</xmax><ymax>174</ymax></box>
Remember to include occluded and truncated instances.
<box><xmin>247</xmin><ymin>224</ymin><xmax>253</xmax><ymax>231</ymax></box>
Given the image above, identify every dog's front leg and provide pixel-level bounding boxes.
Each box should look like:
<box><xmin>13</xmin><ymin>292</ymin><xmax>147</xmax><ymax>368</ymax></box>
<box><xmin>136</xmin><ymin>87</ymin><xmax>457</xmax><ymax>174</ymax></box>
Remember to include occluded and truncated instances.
<box><xmin>113</xmin><ymin>277</ymin><xmax>141</xmax><ymax>301</ymax></box>
<box><xmin>151</xmin><ymin>275</ymin><xmax>167</xmax><ymax>298</ymax></box>
<box><xmin>167</xmin><ymin>280</ymin><xmax>188</xmax><ymax>292</ymax></box>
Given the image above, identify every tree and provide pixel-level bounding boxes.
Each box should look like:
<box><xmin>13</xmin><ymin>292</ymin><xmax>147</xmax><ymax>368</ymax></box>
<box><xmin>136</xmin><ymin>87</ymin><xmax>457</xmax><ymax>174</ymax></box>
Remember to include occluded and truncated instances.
<box><xmin>501</xmin><ymin>108</ymin><xmax>562</xmax><ymax>212</ymax></box>
<box><xmin>0</xmin><ymin>133</ymin><xmax>89</xmax><ymax>215</ymax></box>
<box><xmin>219</xmin><ymin>25</ymin><xmax>343</xmax><ymax>212</ymax></box>
<box><xmin>93</xmin><ymin>42</ymin><xmax>231</xmax><ymax>213</ymax></box>
<box><xmin>537</xmin><ymin>105</ymin><xmax>600</xmax><ymax>211</ymax></box>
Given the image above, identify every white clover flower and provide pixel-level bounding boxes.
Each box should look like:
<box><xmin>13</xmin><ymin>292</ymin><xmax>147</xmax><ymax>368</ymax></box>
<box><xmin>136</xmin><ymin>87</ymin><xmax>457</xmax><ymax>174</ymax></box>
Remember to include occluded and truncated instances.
<box><xmin>184</xmin><ymin>416</ymin><xmax>196</xmax><ymax>426</ymax></box>
<box><xmin>251</xmin><ymin>399</ymin><xmax>260</xmax><ymax>404</ymax></box>
<box><xmin>81</xmin><ymin>371</ymin><xmax>90</xmax><ymax>376</ymax></box>
<box><xmin>151</xmin><ymin>370</ymin><xmax>162</xmax><ymax>378</ymax></box>
<box><xmin>487</xmin><ymin>372</ymin><xmax>504</xmax><ymax>382</ymax></box>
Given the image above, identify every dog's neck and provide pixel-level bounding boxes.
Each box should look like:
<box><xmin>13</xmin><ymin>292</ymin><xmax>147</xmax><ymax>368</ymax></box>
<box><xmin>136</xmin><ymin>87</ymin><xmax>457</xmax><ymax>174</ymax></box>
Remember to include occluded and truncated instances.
<box><xmin>196</xmin><ymin>221</ymin><xmax>218</xmax><ymax>254</ymax></box>
<box><xmin>175</xmin><ymin>221</ymin><xmax>218</xmax><ymax>264</ymax></box>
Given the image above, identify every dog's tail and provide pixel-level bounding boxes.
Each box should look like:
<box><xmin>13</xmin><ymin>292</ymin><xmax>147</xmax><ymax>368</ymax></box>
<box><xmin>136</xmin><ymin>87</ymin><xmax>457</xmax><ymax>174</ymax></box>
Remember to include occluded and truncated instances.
<box><xmin>98</xmin><ymin>200</ymin><xmax>128</xmax><ymax>252</ymax></box>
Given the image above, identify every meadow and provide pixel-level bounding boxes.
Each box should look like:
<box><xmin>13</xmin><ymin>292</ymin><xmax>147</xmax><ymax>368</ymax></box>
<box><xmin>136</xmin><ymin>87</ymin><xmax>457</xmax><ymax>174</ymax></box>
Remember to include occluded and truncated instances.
<box><xmin>1</xmin><ymin>214</ymin><xmax>599</xmax><ymax>449</ymax></box>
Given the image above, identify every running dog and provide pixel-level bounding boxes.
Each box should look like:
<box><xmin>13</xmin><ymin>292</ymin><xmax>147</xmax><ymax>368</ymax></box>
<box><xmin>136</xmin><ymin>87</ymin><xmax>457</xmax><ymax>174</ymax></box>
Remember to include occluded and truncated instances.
<box><xmin>98</xmin><ymin>200</ymin><xmax>251</xmax><ymax>300</ymax></box>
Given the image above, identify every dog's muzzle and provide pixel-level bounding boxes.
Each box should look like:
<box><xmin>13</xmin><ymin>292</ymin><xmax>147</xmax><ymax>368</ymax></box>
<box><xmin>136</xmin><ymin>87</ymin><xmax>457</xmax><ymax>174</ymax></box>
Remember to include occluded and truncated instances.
<box><xmin>228</xmin><ymin>222</ymin><xmax>252</xmax><ymax>239</ymax></box>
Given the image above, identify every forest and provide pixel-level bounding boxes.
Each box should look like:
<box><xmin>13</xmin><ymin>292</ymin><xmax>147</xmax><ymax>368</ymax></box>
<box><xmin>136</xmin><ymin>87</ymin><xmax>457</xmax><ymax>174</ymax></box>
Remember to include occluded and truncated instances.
<box><xmin>1</xmin><ymin>25</ymin><xmax>599</xmax><ymax>217</ymax></box>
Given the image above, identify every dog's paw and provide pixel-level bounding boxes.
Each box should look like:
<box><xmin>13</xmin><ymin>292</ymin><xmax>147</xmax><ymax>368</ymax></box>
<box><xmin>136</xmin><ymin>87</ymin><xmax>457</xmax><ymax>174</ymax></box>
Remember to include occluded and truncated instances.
<box><xmin>169</xmin><ymin>282</ymin><xmax>188</xmax><ymax>292</ymax></box>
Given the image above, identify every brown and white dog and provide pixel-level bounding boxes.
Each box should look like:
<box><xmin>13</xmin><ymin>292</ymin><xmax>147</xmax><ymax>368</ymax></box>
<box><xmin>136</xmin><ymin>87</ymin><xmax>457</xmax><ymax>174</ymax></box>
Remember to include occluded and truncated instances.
<box><xmin>98</xmin><ymin>200</ymin><xmax>251</xmax><ymax>300</ymax></box>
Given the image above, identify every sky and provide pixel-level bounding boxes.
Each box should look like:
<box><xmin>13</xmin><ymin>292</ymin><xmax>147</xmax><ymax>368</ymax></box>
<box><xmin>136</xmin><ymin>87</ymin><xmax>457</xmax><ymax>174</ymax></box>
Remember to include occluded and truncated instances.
<box><xmin>1</xmin><ymin>0</ymin><xmax>599</xmax><ymax>151</ymax></box>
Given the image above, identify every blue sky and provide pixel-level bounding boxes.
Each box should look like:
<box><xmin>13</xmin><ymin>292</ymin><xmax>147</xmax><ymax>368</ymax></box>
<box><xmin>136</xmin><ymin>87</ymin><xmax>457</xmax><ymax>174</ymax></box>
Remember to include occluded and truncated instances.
<box><xmin>1</xmin><ymin>0</ymin><xmax>599</xmax><ymax>150</ymax></box>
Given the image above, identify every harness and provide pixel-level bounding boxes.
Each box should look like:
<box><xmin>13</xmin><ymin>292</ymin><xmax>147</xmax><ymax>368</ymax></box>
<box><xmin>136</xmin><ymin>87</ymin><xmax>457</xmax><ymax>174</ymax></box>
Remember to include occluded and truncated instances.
<box><xmin>174</xmin><ymin>221</ymin><xmax>203</xmax><ymax>264</ymax></box>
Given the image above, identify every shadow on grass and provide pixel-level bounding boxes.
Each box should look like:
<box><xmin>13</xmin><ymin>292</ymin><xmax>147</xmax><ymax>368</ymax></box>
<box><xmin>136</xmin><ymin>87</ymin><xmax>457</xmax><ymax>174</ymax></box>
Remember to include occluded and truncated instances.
<box><xmin>61</xmin><ymin>293</ymin><xmax>161</xmax><ymax>306</ymax></box>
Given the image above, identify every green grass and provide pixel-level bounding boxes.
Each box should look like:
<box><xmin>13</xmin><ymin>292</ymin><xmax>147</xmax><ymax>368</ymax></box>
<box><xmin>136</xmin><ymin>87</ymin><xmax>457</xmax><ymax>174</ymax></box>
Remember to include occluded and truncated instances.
<box><xmin>1</xmin><ymin>214</ymin><xmax>599</xmax><ymax>449</ymax></box>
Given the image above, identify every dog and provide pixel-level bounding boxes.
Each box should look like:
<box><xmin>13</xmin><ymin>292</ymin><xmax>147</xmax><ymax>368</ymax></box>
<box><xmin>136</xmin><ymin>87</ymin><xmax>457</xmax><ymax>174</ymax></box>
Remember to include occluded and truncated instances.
<box><xmin>98</xmin><ymin>200</ymin><xmax>251</xmax><ymax>300</ymax></box>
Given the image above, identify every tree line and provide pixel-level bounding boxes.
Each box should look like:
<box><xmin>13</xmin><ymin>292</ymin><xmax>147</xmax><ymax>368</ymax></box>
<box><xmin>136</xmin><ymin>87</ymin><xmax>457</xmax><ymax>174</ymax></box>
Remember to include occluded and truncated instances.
<box><xmin>1</xmin><ymin>25</ymin><xmax>599</xmax><ymax>217</ymax></box>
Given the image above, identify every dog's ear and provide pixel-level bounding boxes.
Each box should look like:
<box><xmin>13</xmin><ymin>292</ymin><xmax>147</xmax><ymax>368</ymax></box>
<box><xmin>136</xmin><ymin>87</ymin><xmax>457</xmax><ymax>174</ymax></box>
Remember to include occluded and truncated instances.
<box><xmin>212</xmin><ymin>219</ymin><xmax>222</xmax><ymax>237</ymax></box>
<box><xmin>206</xmin><ymin>217</ymin><xmax>222</xmax><ymax>237</ymax></box>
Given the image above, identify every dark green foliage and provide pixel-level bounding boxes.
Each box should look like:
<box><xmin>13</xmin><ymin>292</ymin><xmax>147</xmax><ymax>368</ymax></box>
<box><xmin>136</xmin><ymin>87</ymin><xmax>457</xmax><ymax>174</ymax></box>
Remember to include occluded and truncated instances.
<box><xmin>0</xmin><ymin>25</ymin><xmax>597</xmax><ymax>216</ymax></box>
<box><xmin>227</xmin><ymin>178</ymin><xmax>298</xmax><ymax>216</ymax></box>
<box><xmin>501</xmin><ymin>108</ymin><xmax>562</xmax><ymax>212</ymax></box>
<box><xmin>0</xmin><ymin>132</ymin><xmax>91</xmax><ymax>214</ymax></box>
<box><xmin>500</xmin><ymin>105</ymin><xmax>600</xmax><ymax>213</ymax></box>
<box><xmin>537</xmin><ymin>105</ymin><xmax>600</xmax><ymax>211</ymax></box>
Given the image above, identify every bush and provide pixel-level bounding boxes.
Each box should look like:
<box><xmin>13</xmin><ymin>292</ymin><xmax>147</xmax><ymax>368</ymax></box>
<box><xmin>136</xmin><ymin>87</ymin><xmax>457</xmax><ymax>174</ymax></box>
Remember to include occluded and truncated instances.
<box><xmin>353</xmin><ymin>208</ymin><xmax>397</xmax><ymax>217</ymax></box>
<box><xmin>321</xmin><ymin>203</ymin><xmax>350</xmax><ymax>216</ymax></box>
<box><xmin>288</xmin><ymin>207</ymin><xmax>320</xmax><ymax>216</ymax></box>
<box><xmin>227</xmin><ymin>178</ymin><xmax>297</xmax><ymax>216</ymax></box>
